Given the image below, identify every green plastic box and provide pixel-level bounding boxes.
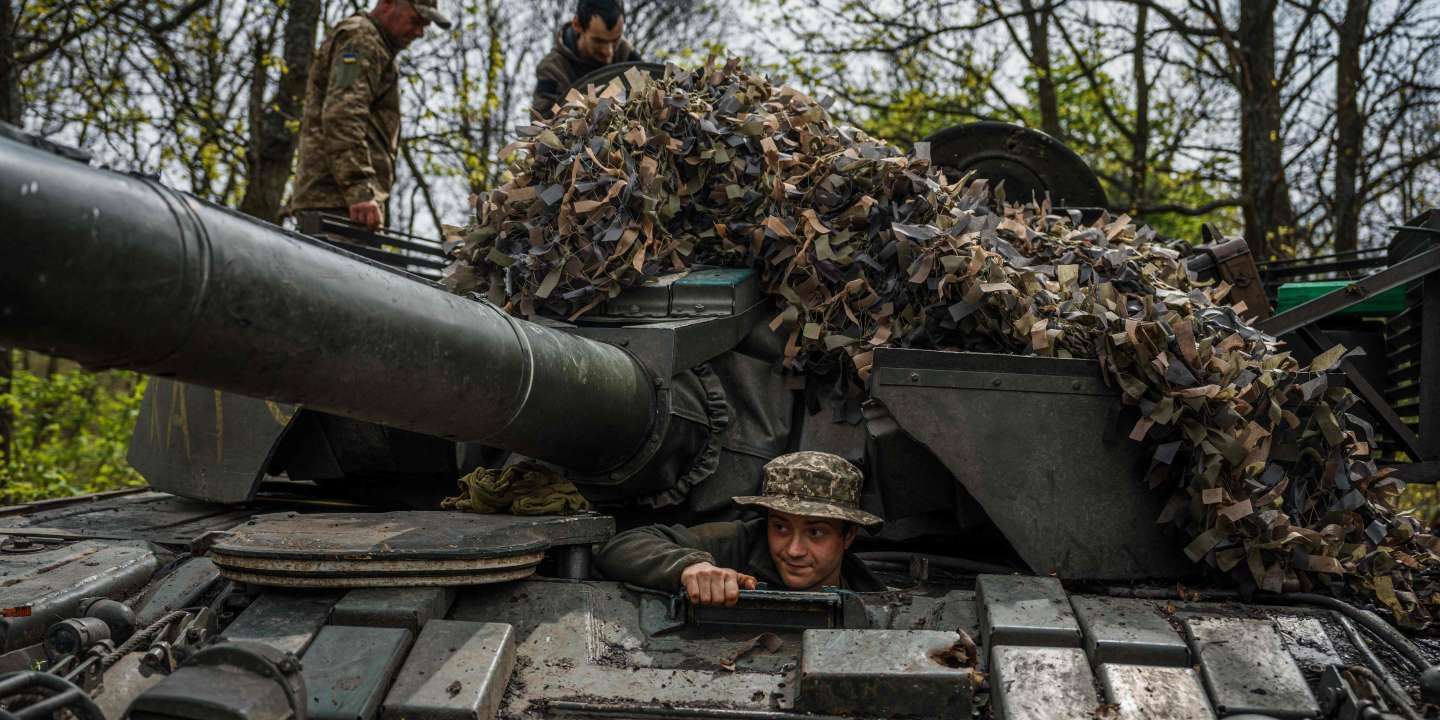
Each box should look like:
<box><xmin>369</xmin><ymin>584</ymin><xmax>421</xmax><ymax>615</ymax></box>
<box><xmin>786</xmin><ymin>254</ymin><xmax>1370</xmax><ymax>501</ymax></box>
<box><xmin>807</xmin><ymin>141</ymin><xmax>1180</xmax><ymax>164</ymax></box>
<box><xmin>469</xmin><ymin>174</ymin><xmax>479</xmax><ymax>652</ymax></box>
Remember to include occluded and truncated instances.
<box><xmin>1274</xmin><ymin>280</ymin><xmax>1410</xmax><ymax>317</ymax></box>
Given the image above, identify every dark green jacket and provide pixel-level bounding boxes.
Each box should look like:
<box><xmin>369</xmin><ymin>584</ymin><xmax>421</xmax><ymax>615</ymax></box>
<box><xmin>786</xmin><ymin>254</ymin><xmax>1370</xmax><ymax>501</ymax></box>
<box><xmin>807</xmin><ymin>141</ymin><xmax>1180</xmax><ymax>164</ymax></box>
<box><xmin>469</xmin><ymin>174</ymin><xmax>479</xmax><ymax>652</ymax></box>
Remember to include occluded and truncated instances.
<box><xmin>594</xmin><ymin>517</ymin><xmax>884</xmax><ymax>592</ymax></box>
<box><xmin>530</xmin><ymin>24</ymin><xmax>641</xmax><ymax>117</ymax></box>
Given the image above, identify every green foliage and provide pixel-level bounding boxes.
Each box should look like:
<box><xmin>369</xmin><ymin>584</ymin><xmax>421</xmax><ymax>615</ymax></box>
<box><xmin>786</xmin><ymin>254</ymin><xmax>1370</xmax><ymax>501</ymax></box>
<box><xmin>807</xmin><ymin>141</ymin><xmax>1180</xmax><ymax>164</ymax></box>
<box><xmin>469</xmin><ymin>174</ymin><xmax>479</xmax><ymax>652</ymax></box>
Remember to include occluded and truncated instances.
<box><xmin>0</xmin><ymin>354</ymin><xmax>148</xmax><ymax>504</ymax></box>
<box><xmin>776</xmin><ymin>27</ymin><xmax>996</xmax><ymax>148</ymax></box>
<box><xmin>12</xmin><ymin>1</ymin><xmax>289</xmax><ymax>205</ymax></box>
<box><xmin>1400</xmin><ymin>484</ymin><xmax>1440</xmax><ymax>530</ymax></box>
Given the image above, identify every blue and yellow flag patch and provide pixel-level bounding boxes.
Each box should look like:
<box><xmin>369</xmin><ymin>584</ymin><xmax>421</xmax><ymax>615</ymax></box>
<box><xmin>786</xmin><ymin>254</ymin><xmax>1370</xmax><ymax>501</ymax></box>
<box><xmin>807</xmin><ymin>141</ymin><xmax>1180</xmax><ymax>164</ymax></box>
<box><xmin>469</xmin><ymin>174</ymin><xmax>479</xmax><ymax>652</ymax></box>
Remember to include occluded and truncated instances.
<box><xmin>334</xmin><ymin>47</ymin><xmax>362</xmax><ymax>88</ymax></box>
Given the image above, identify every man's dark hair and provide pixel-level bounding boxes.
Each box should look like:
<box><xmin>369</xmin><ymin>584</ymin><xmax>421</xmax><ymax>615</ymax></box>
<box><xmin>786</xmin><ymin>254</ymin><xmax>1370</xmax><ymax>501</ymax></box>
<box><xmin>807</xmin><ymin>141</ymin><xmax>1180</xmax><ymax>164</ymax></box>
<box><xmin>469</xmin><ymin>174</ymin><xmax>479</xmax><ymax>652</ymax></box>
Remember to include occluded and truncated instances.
<box><xmin>577</xmin><ymin>0</ymin><xmax>625</xmax><ymax>29</ymax></box>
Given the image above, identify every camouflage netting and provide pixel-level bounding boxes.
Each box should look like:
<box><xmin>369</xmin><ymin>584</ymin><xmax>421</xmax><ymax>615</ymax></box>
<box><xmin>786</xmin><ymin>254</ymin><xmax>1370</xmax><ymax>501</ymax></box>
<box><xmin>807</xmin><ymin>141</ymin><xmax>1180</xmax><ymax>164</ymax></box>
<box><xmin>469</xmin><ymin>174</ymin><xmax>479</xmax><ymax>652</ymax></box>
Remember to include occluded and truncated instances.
<box><xmin>444</xmin><ymin>58</ymin><xmax>1440</xmax><ymax>627</ymax></box>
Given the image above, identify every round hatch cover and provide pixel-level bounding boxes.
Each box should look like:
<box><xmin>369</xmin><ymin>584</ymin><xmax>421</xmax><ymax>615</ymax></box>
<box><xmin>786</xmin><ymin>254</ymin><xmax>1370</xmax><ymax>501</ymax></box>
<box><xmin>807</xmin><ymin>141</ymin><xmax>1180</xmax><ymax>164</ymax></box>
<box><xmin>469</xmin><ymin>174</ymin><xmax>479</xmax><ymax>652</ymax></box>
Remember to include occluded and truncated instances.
<box><xmin>923</xmin><ymin>122</ymin><xmax>1108</xmax><ymax>209</ymax></box>
<box><xmin>210</xmin><ymin>511</ymin><xmax>613</xmax><ymax>588</ymax></box>
<box><xmin>570</xmin><ymin>61</ymin><xmax>667</xmax><ymax>96</ymax></box>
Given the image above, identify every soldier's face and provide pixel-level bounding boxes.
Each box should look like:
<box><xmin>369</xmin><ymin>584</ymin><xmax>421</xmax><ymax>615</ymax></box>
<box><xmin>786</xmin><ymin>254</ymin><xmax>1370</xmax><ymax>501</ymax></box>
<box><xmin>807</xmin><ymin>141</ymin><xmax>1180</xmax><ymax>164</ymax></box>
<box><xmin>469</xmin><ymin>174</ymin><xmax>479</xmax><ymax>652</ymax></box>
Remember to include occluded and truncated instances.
<box><xmin>572</xmin><ymin>15</ymin><xmax>624</xmax><ymax>65</ymax></box>
<box><xmin>383</xmin><ymin>1</ymin><xmax>430</xmax><ymax>48</ymax></box>
<box><xmin>766</xmin><ymin>510</ymin><xmax>857</xmax><ymax>591</ymax></box>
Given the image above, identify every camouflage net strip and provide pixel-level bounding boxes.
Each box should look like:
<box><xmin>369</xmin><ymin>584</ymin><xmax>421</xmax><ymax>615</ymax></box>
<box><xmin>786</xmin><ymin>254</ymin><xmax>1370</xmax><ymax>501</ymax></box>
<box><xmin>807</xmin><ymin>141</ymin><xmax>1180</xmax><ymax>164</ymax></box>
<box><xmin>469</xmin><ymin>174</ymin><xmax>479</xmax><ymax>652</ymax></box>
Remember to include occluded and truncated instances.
<box><xmin>446</xmin><ymin>58</ymin><xmax>1439</xmax><ymax>628</ymax></box>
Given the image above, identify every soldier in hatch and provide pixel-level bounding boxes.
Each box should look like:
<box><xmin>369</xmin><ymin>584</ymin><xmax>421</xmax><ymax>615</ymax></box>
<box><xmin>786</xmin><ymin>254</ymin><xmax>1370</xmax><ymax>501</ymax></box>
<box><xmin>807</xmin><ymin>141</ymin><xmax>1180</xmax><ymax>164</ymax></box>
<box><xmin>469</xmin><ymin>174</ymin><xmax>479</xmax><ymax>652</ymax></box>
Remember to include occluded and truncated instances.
<box><xmin>595</xmin><ymin>451</ymin><xmax>885</xmax><ymax>606</ymax></box>
<box><xmin>531</xmin><ymin>0</ymin><xmax>643</xmax><ymax>118</ymax></box>
<box><xmin>289</xmin><ymin>0</ymin><xmax>452</xmax><ymax>231</ymax></box>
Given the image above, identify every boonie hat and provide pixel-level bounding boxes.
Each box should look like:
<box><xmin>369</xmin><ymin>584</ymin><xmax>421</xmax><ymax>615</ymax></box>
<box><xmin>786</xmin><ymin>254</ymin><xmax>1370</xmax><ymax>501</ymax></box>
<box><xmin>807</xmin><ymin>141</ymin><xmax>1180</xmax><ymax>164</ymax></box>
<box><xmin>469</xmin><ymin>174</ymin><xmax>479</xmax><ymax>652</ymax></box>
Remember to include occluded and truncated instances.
<box><xmin>408</xmin><ymin>0</ymin><xmax>453</xmax><ymax>29</ymax></box>
<box><xmin>734</xmin><ymin>451</ymin><xmax>883</xmax><ymax>527</ymax></box>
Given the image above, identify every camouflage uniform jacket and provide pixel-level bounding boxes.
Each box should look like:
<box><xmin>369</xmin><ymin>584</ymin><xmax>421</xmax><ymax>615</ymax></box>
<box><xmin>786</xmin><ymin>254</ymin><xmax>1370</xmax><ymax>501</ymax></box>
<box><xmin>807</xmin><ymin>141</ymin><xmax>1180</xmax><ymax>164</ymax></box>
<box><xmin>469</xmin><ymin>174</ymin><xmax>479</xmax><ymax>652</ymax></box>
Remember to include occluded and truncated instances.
<box><xmin>593</xmin><ymin>517</ymin><xmax>883</xmax><ymax>592</ymax></box>
<box><xmin>530</xmin><ymin>24</ymin><xmax>641</xmax><ymax>117</ymax></box>
<box><xmin>290</xmin><ymin>14</ymin><xmax>401</xmax><ymax>212</ymax></box>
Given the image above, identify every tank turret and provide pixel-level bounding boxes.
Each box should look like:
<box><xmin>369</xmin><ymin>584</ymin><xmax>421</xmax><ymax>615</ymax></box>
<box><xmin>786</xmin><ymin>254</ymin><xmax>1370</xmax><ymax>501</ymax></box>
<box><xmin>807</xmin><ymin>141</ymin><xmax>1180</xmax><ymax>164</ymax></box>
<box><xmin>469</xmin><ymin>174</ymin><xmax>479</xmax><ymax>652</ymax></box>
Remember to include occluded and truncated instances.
<box><xmin>0</xmin><ymin>127</ymin><xmax>1200</xmax><ymax>580</ymax></box>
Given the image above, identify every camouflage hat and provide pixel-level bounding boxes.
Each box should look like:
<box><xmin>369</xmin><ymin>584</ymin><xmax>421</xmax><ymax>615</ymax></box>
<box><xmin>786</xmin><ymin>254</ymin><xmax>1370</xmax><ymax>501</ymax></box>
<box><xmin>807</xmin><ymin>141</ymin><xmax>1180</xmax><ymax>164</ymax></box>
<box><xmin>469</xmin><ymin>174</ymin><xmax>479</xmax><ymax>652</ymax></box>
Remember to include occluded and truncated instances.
<box><xmin>407</xmin><ymin>0</ymin><xmax>453</xmax><ymax>30</ymax></box>
<box><xmin>734</xmin><ymin>451</ymin><xmax>882</xmax><ymax>527</ymax></box>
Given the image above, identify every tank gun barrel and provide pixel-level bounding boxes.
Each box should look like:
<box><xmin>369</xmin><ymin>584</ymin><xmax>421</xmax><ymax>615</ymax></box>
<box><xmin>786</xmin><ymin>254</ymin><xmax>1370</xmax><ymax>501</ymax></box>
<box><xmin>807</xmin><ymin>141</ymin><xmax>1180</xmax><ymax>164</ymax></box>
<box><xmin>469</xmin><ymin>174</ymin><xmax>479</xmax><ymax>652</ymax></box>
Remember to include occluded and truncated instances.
<box><xmin>0</xmin><ymin>134</ymin><xmax>656</xmax><ymax>474</ymax></box>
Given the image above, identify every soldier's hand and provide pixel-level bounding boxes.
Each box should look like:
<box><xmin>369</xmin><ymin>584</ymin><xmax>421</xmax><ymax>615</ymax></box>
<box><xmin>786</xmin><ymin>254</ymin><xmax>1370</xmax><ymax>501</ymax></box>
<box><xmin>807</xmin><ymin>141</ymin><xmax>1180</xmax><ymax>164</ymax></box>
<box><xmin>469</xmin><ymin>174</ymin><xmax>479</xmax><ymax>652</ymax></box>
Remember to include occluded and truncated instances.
<box><xmin>349</xmin><ymin>199</ymin><xmax>383</xmax><ymax>230</ymax></box>
<box><xmin>680</xmin><ymin>562</ymin><xmax>758</xmax><ymax>607</ymax></box>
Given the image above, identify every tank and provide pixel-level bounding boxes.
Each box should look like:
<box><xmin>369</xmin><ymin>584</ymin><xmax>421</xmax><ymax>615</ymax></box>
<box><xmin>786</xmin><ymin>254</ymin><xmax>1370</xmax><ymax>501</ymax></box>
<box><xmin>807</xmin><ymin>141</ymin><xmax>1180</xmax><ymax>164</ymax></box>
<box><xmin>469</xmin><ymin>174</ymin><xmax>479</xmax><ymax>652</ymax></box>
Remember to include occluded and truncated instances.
<box><xmin>0</xmin><ymin>126</ymin><xmax>1432</xmax><ymax>720</ymax></box>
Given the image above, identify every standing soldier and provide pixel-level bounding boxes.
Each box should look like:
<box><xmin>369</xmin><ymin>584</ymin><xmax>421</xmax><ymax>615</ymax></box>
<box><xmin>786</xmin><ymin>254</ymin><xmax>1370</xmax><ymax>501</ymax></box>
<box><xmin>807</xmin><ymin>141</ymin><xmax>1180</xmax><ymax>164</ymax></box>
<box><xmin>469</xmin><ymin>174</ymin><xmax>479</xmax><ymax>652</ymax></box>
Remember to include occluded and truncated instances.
<box><xmin>289</xmin><ymin>0</ymin><xmax>451</xmax><ymax>231</ymax></box>
<box><xmin>531</xmin><ymin>0</ymin><xmax>642</xmax><ymax>118</ymax></box>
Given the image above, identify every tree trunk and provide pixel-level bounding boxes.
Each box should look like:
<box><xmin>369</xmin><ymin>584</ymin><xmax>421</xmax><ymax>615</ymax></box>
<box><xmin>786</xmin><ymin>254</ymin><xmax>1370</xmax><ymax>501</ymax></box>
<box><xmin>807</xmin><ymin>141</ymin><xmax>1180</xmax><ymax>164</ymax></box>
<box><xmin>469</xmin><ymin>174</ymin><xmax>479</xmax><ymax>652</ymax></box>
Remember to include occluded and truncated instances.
<box><xmin>1020</xmin><ymin>0</ymin><xmax>1062</xmax><ymax>139</ymax></box>
<box><xmin>0</xmin><ymin>1</ymin><xmax>13</xmax><ymax>464</ymax></box>
<box><xmin>0</xmin><ymin>0</ymin><xmax>20</xmax><ymax>125</ymax></box>
<box><xmin>478</xmin><ymin>0</ymin><xmax>504</xmax><ymax>193</ymax></box>
<box><xmin>1130</xmin><ymin>4</ymin><xmax>1150</xmax><ymax>211</ymax></box>
<box><xmin>238</xmin><ymin>0</ymin><xmax>321</xmax><ymax>223</ymax></box>
<box><xmin>1236</xmin><ymin>0</ymin><xmax>1298</xmax><ymax>259</ymax></box>
<box><xmin>0</xmin><ymin>347</ymin><xmax>10</xmax><ymax>463</ymax></box>
<box><xmin>1333</xmin><ymin>0</ymin><xmax>1369</xmax><ymax>254</ymax></box>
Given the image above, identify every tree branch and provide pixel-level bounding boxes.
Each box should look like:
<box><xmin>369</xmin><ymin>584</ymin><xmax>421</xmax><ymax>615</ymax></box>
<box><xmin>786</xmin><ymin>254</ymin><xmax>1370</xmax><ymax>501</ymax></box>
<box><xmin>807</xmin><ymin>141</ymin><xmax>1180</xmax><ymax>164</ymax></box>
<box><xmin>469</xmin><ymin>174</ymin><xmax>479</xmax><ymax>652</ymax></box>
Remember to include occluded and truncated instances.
<box><xmin>1131</xmin><ymin>198</ymin><xmax>1243</xmax><ymax>216</ymax></box>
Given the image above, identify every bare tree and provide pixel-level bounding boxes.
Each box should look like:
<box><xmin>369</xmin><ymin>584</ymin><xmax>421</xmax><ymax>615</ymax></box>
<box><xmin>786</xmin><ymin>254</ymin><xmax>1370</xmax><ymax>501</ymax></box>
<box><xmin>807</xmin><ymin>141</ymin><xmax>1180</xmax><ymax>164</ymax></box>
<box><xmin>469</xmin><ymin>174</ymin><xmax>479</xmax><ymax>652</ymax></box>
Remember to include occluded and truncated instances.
<box><xmin>994</xmin><ymin>0</ymin><xmax>1063</xmax><ymax>139</ymax></box>
<box><xmin>1341</xmin><ymin>0</ymin><xmax>1440</xmax><ymax>245</ymax></box>
<box><xmin>1331</xmin><ymin>0</ymin><xmax>1369</xmax><ymax>253</ymax></box>
<box><xmin>774</xmin><ymin>0</ymin><xmax>1243</xmax><ymax>239</ymax></box>
<box><xmin>239</xmin><ymin>0</ymin><xmax>321</xmax><ymax>222</ymax></box>
<box><xmin>1129</xmin><ymin>4</ymin><xmax>1150</xmax><ymax>205</ymax></box>
<box><xmin>1127</xmin><ymin>0</ymin><xmax>1440</xmax><ymax>253</ymax></box>
<box><xmin>1234</xmin><ymin>0</ymin><xmax>1300</xmax><ymax>258</ymax></box>
<box><xmin>1114</xmin><ymin>0</ymin><xmax>1315</xmax><ymax>256</ymax></box>
<box><xmin>6</xmin><ymin>2</ymin><xmax>213</xmax><ymax>127</ymax></box>
<box><xmin>0</xmin><ymin>2</ymin><xmax>14</xmax><ymax>461</ymax></box>
<box><xmin>388</xmin><ymin>0</ymin><xmax>736</xmax><ymax>234</ymax></box>
<box><xmin>1052</xmin><ymin>2</ymin><xmax>1240</xmax><ymax>225</ymax></box>
<box><xmin>0</xmin><ymin>0</ymin><xmax>18</xmax><ymax>123</ymax></box>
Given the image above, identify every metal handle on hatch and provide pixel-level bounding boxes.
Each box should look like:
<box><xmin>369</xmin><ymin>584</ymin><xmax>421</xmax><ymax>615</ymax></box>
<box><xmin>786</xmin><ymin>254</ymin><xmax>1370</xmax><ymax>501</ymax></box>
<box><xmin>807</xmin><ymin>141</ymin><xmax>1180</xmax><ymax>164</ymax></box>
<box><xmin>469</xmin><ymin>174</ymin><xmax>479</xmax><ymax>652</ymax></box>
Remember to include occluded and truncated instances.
<box><xmin>669</xmin><ymin>587</ymin><xmax>870</xmax><ymax>630</ymax></box>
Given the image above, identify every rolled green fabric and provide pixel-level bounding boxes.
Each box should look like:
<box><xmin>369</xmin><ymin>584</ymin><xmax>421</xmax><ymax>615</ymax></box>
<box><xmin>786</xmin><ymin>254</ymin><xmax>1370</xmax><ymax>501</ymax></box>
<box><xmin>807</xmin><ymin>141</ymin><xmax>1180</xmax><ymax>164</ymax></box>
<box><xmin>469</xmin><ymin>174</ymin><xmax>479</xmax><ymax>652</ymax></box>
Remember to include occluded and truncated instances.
<box><xmin>442</xmin><ymin>462</ymin><xmax>590</xmax><ymax>515</ymax></box>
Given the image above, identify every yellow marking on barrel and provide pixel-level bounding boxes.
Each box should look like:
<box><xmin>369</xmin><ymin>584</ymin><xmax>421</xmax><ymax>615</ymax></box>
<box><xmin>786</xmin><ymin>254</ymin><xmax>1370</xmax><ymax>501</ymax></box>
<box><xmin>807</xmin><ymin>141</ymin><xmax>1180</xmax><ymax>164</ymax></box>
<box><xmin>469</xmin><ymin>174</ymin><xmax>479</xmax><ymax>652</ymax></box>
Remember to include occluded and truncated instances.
<box><xmin>165</xmin><ymin>382</ymin><xmax>181</xmax><ymax>447</ymax></box>
<box><xmin>266</xmin><ymin>401</ymin><xmax>294</xmax><ymax>427</ymax></box>
<box><xmin>214</xmin><ymin>390</ymin><xmax>225</xmax><ymax>464</ymax></box>
<box><xmin>176</xmin><ymin>384</ymin><xmax>192</xmax><ymax>459</ymax></box>
<box><xmin>149</xmin><ymin>384</ymin><xmax>163</xmax><ymax>444</ymax></box>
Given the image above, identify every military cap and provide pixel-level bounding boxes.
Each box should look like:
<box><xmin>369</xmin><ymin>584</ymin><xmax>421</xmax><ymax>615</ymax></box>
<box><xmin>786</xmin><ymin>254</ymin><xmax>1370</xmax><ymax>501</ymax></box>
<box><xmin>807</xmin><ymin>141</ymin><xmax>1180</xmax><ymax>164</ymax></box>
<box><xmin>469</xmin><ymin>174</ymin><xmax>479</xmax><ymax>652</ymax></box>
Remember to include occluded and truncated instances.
<box><xmin>734</xmin><ymin>451</ymin><xmax>882</xmax><ymax>527</ymax></box>
<box><xmin>408</xmin><ymin>0</ymin><xmax>452</xmax><ymax>30</ymax></box>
